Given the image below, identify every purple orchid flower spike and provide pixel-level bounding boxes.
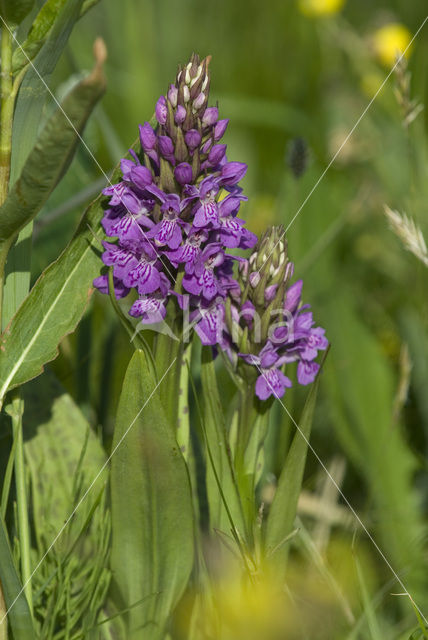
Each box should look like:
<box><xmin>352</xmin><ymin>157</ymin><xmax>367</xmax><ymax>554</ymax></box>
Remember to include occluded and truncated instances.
<box><xmin>94</xmin><ymin>53</ymin><xmax>260</xmax><ymax>358</ymax></box>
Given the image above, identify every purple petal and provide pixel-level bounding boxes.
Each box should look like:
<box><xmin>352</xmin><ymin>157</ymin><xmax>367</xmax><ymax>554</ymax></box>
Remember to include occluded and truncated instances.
<box><xmin>174</xmin><ymin>105</ymin><xmax>186</xmax><ymax>124</ymax></box>
<box><xmin>155</xmin><ymin>95</ymin><xmax>167</xmax><ymax>125</ymax></box>
<box><xmin>158</xmin><ymin>135</ymin><xmax>174</xmax><ymax>157</ymax></box>
<box><xmin>220</xmin><ymin>161</ymin><xmax>247</xmax><ymax>186</ymax></box>
<box><xmin>168</xmin><ymin>84</ymin><xmax>178</xmax><ymax>108</ymax></box>
<box><xmin>214</xmin><ymin>118</ymin><xmax>229</xmax><ymax>140</ymax></box>
<box><xmin>130</xmin><ymin>165</ymin><xmax>153</xmax><ymax>190</ymax></box>
<box><xmin>139</xmin><ymin>122</ymin><xmax>156</xmax><ymax>150</ymax></box>
<box><xmin>202</xmin><ymin>107</ymin><xmax>219</xmax><ymax>127</ymax></box>
<box><xmin>185</xmin><ymin>129</ymin><xmax>202</xmax><ymax>150</ymax></box>
<box><xmin>129</xmin><ymin>296</ymin><xmax>167</xmax><ymax>323</ymax></box>
<box><xmin>297</xmin><ymin>360</ymin><xmax>320</xmax><ymax>385</ymax></box>
<box><xmin>284</xmin><ymin>280</ymin><xmax>303</xmax><ymax>313</ymax></box>
<box><xmin>208</xmin><ymin>143</ymin><xmax>227</xmax><ymax>166</ymax></box>
<box><xmin>255</xmin><ymin>368</ymin><xmax>292</xmax><ymax>400</ymax></box>
<box><xmin>174</xmin><ymin>162</ymin><xmax>193</xmax><ymax>185</ymax></box>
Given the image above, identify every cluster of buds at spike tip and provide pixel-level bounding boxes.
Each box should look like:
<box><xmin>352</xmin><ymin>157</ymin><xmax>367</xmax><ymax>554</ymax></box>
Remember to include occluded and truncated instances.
<box><xmin>93</xmin><ymin>53</ymin><xmax>256</xmax><ymax>335</ymax></box>
<box><xmin>244</xmin><ymin>225</ymin><xmax>293</xmax><ymax>309</ymax></box>
<box><xmin>223</xmin><ymin>226</ymin><xmax>328</xmax><ymax>400</ymax></box>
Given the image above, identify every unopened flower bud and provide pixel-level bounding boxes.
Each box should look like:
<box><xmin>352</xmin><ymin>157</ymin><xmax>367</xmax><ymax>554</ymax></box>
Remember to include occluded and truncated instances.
<box><xmin>139</xmin><ymin>122</ymin><xmax>156</xmax><ymax>150</ymax></box>
<box><xmin>214</xmin><ymin>118</ymin><xmax>229</xmax><ymax>140</ymax></box>
<box><xmin>208</xmin><ymin>143</ymin><xmax>227</xmax><ymax>165</ymax></box>
<box><xmin>175</xmin><ymin>105</ymin><xmax>186</xmax><ymax>124</ymax></box>
<box><xmin>158</xmin><ymin>135</ymin><xmax>174</xmax><ymax>157</ymax></box>
<box><xmin>202</xmin><ymin>107</ymin><xmax>218</xmax><ymax>127</ymax></box>
<box><xmin>174</xmin><ymin>162</ymin><xmax>193</xmax><ymax>185</ymax></box>
<box><xmin>156</xmin><ymin>95</ymin><xmax>167</xmax><ymax>125</ymax></box>
<box><xmin>193</xmin><ymin>92</ymin><xmax>206</xmax><ymax>110</ymax></box>
<box><xmin>185</xmin><ymin>129</ymin><xmax>201</xmax><ymax>150</ymax></box>
<box><xmin>130</xmin><ymin>165</ymin><xmax>152</xmax><ymax>189</ymax></box>
<box><xmin>168</xmin><ymin>84</ymin><xmax>178</xmax><ymax>108</ymax></box>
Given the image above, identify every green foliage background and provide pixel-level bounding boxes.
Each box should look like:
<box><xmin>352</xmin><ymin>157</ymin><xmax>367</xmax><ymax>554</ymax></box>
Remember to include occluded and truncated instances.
<box><xmin>4</xmin><ymin>0</ymin><xmax>428</xmax><ymax>637</ymax></box>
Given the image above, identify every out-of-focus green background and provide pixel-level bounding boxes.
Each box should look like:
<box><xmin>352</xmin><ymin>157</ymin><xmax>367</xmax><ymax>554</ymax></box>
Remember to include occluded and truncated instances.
<box><xmin>34</xmin><ymin>0</ymin><xmax>428</xmax><ymax>635</ymax></box>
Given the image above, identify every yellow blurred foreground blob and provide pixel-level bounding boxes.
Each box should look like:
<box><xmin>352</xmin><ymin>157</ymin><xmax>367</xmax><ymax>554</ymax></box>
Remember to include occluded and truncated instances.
<box><xmin>372</xmin><ymin>23</ymin><xmax>412</xmax><ymax>67</ymax></box>
<box><xmin>298</xmin><ymin>0</ymin><xmax>345</xmax><ymax>17</ymax></box>
<box><xmin>175</xmin><ymin>553</ymin><xmax>358</xmax><ymax>639</ymax></box>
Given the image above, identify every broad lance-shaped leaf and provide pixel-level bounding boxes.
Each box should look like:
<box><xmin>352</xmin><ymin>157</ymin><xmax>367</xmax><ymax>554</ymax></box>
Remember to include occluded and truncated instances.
<box><xmin>110</xmin><ymin>350</ymin><xmax>194</xmax><ymax>639</ymax></box>
<box><xmin>0</xmin><ymin>38</ymin><xmax>106</xmax><ymax>248</ymax></box>
<box><xmin>12</xmin><ymin>0</ymin><xmax>100</xmax><ymax>73</ymax></box>
<box><xmin>3</xmin><ymin>0</ymin><xmax>87</xmax><ymax>333</ymax></box>
<box><xmin>264</xmin><ymin>373</ymin><xmax>320</xmax><ymax>573</ymax></box>
<box><xmin>0</xmin><ymin>82</ymin><xmax>122</xmax><ymax>406</ymax></box>
<box><xmin>0</xmin><ymin>516</ymin><xmax>34</xmax><ymax>640</ymax></box>
<box><xmin>23</xmin><ymin>372</ymin><xmax>106</xmax><ymax>544</ymax></box>
<box><xmin>12</xmin><ymin>0</ymin><xmax>73</xmax><ymax>73</ymax></box>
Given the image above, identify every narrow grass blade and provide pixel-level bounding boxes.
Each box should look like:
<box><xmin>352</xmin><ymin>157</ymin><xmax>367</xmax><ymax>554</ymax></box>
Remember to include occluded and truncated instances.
<box><xmin>264</xmin><ymin>374</ymin><xmax>321</xmax><ymax>572</ymax></box>
<box><xmin>0</xmin><ymin>515</ymin><xmax>34</xmax><ymax>640</ymax></box>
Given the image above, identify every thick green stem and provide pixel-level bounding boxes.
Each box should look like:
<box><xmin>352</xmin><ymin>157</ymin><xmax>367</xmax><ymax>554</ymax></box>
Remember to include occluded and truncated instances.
<box><xmin>234</xmin><ymin>389</ymin><xmax>271</xmax><ymax>544</ymax></box>
<box><xmin>10</xmin><ymin>390</ymin><xmax>33</xmax><ymax>616</ymax></box>
<box><xmin>176</xmin><ymin>342</ymin><xmax>192</xmax><ymax>460</ymax></box>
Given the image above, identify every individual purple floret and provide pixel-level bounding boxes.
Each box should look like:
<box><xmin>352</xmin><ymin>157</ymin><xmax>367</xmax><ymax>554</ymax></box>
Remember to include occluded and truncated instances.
<box><xmin>94</xmin><ymin>53</ymin><xmax>256</xmax><ymax>331</ymax></box>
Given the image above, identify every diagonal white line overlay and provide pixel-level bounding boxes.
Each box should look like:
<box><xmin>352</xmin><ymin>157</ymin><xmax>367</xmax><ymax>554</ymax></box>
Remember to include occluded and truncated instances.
<box><xmin>0</xmin><ymin>357</ymin><xmax>177</xmax><ymax>624</ymax></box>
<box><xmin>0</xmin><ymin>16</ymin><xmax>176</xmax><ymax>282</ymax></box>
<box><xmin>255</xmin><ymin>15</ymin><xmax>428</xmax><ymax>277</ymax></box>
<box><xmin>254</xmin><ymin>363</ymin><xmax>428</xmax><ymax>625</ymax></box>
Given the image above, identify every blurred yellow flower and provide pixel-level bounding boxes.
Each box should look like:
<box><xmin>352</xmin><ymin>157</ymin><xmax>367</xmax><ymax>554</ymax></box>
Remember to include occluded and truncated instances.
<box><xmin>372</xmin><ymin>23</ymin><xmax>412</xmax><ymax>67</ymax></box>
<box><xmin>298</xmin><ymin>0</ymin><xmax>345</xmax><ymax>18</ymax></box>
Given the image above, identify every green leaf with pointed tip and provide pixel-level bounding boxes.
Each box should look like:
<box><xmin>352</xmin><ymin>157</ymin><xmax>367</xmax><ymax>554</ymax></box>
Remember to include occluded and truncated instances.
<box><xmin>264</xmin><ymin>373</ymin><xmax>320</xmax><ymax>572</ymax></box>
<box><xmin>12</xmin><ymin>0</ymin><xmax>69</xmax><ymax>73</ymax></box>
<box><xmin>0</xmin><ymin>49</ymin><xmax>106</xmax><ymax>248</ymax></box>
<box><xmin>0</xmin><ymin>515</ymin><xmax>34</xmax><ymax>640</ymax></box>
<box><xmin>110</xmin><ymin>349</ymin><xmax>194</xmax><ymax>639</ymax></box>
<box><xmin>0</xmin><ymin>105</ymin><xmax>117</xmax><ymax>407</ymax></box>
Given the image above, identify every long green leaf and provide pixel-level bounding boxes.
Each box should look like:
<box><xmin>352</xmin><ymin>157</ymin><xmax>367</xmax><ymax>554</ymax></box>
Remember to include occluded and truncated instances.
<box><xmin>264</xmin><ymin>374</ymin><xmax>320</xmax><ymax>572</ymax></box>
<box><xmin>0</xmin><ymin>515</ymin><xmax>34</xmax><ymax>640</ymax></box>
<box><xmin>110</xmin><ymin>350</ymin><xmax>194</xmax><ymax>639</ymax></box>
<box><xmin>0</xmin><ymin>148</ymin><xmax>127</xmax><ymax>408</ymax></box>
<box><xmin>0</xmin><ymin>42</ymin><xmax>106</xmax><ymax>247</ymax></box>
<box><xmin>200</xmin><ymin>348</ymin><xmax>247</xmax><ymax>538</ymax></box>
<box><xmin>12</xmin><ymin>0</ymin><xmax>70</xmax><ymax>73</ymax></box>
<box><xmin>10</xmin><ymin>0</ymin><xmax>84</xmax><ymax>179</ymax></box>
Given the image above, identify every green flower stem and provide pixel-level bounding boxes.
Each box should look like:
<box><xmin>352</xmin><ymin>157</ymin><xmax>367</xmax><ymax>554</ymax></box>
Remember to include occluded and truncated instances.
<box><xmin>176</xmin><ymin>342</ymin><xmax>192</xmax><ymax>461</ymax></box>
<box><xmin>153</xmin><ymin>326</ymin><xmax>184</xmax><ymax>428</ymax></box>
<box><xmin>9</xmin><ymin>389</ymin><xmax>33</xmax><ymax>616</ymax></box>
<box><xmin>234</xmin><ymin>389</ymin><xmax>271</xmax><ymax>544</ymax></box>
<box><xmin>153</xmin><ymin>268</ymin><xmax>185</xmax><ymax>428</ymax></box>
